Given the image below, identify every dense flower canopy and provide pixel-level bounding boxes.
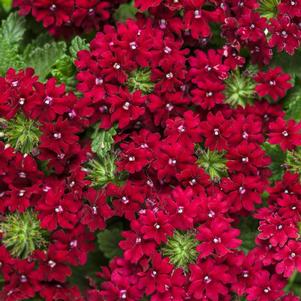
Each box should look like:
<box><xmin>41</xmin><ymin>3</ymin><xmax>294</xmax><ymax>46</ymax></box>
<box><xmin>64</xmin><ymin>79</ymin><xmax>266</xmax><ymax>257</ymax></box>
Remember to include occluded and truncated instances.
<box><xmin>0</xmin><ymin>0</ymin><xmax>300</xmax><ymax>300</ymax></box>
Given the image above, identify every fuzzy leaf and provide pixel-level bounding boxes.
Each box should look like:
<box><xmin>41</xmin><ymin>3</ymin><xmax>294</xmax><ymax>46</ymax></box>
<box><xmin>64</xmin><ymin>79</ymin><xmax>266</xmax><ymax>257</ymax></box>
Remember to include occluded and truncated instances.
<box><xmin>24</xmin><ymin>41</ymin><xmax>67</xmax><ymax>80</ymax></box>
<box><xmin>0</xmin><ymin>12</ymin><xmax>26</xmax><ymax>74</ymax></box>
<box><xmin>1</xmin><ymin>12</ymin><xmax>26</xmax><ymax>44</ymax></box>
<box><xmin>70</xmin><ymin>36</ymin><xmax>89</xmax><ymax>59</ymax></box>
<box><xmin>96</xmin><ymin>228</ymin><xmax>122</xmax><ymax>259</ymax></box>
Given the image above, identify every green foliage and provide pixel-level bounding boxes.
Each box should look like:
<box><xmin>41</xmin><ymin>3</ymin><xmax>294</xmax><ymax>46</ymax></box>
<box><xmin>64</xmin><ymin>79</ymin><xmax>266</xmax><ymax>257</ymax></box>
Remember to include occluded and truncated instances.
<box><xmin>0</xmin><ymin>0</ymin><xmax>13</xmax><ymax>12</ymax></box>
<box><xmin>258</xmin><ymin>0</ymin><xmax>279</xmax><ymax>19</ymax></box>
<box><xmin>283</xmin><ymin>78</ymin><xmax>301</xmax><ymax>121</ymax></box>
<box><xmin>0</xmin><ymin>12</ymin><xmax>26</xmax><ymax>74</ymax></box>
<box><xmin>114</xmin><ymin>1</ymin><xmax>137</xmax><ymax>22</ymax></box>
<box><xmin>127</xmin><ymin>68</ymin><xmax>154</xmax><ymax>94</ymax></box>
<box><xmin>262</xmin><ymin>143</ymin><xmax>286</xmax><ymax>183</ymax></box>
<box><xmin>2</xmin><ymin>113</ymin><xmax>41</xmax><ymax>154</ymax></box>
<box><xmin>24</xmin><ymin>41</ymin><xmax>67</xmax><ymax>81</ymax></box>
<box><xmin>86</xmin><ymin>155</ymin><xmax>119</xmax><ymax>188</ymax></box>
<box><xmin>51</xmin><ymin>54</ymin><xmax>76</xmax><ymax>90</ymax></box>
<box><xmin>286</xmin><ymin>147</ymin><xmax>301</xmax><ymax>178</ymax></box>
<box><xmin>238</xmin><ymin>216</ymin><xmax>258</xmax><ymax>253</ymax></box>
<box><xmin>91</xmin><ymin>125</ymin><xmax>117</xmax><ymax>158</ymax></box>
<box><xmin>97</xmin><ymin>227</ymin><xmax>123</xmax><ymax>259</ymax></box>
<box><xmin>0</xmin><ymin>210</ymin><xmax>48</xmax><ymax>258</ymax></box>
<box><xmin>70</xmin><ymin>36</ymin><xmax>89</xmax><ymax>59</ymax></box>
<box><xmin>162</xmin><ymin>231</ymin><xmax>198</xmax><ymax>271</ymax></box>
<box><xmin>197</xmin><ymin>148</ymin><xmax>228</xmax><ymax>181</ymax></box>
<box><xmin>224</xmin><ymin>68</ymin><xmax>256</xmax><ymax>108</ymax></box>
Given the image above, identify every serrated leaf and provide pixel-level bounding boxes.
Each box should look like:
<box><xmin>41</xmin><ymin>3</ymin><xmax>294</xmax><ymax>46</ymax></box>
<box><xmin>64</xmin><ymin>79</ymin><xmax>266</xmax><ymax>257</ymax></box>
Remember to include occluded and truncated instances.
<box><xmin>23</xmin><ymin>32</ymin><xmax>53</xmax><ymax>59</ymax></box>
<box><xmin>262</xmin><ymin>143</ymin><xmax>286</xmax><ymax>182</ymax></box>
<box><xmin>69</xmin><ymin>36</ymin><xmax>89</xmax><ymax>60</ymax></box>
<box><xmin>91</xmin><ymin>126</ymin><xmax>117</xmax><ymax>158</ymax></box>
<box><xmin>97</xmin><ymin>228</ymin><xmax>122</xmax><ymax>259</ymax></box>
<box><xmin>0</xmin><ymin>40</ymin><xmax>24</xmax><ymax>75</ymax></box>
<box><xmin>0</xmin><ymin>12</ymin><xmax>26</xmax><ymax>74</ymax></box>
<box><xmin>24</xmin><ymin>41</ymin><xmax>67</xmax><ymax>81</ymax></box>
<box><xmin>1</xmin><ymin>12</ymin><xmax>26</xmax><ymax>44</ymax></box>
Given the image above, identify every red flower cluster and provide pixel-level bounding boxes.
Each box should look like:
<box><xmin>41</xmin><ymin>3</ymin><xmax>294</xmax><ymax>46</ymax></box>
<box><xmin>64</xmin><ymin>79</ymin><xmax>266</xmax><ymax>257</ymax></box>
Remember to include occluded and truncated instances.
<box><xmin>74</xmin><ymin>18</ymin><xmax>301</xmax><ymax>301</ymax></box>
<box><xmin>1</xmin><ymin>0</ymin><xmax>301</xmax><ymax>300</ymax></box>
<box><xmin>0</xmin><ymin>68</ymin><xmax>102</xmax><ymax>300</ymax></box>
<box><xmin>13</xmin><ymin>0</ymin><xmax>127</xmax><ymax>36</ymax></box>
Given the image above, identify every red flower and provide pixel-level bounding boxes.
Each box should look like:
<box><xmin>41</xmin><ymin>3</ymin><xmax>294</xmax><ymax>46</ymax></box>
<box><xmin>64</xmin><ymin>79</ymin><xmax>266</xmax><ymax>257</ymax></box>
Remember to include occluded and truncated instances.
<box><xmin>220</xmin><ymin>173</ymin><xmax>265</xmax><ymax>212</ymax></box>
<box><xmin>188</xmin><ymin>258</ymin><xmax>232</xmax><ymax>300</ymax></box>
<box><xmin>269</xmin><ymin>15</ymin><xmax>301</xmax><ymax>55</ymax></box>
<box><xmin>274</xmin><ymin>240</ymin><xmax>301</xmax><ymax>277</ymax></box>
<box><xmin>107</xmin><ymin>181</ymin><xmax>145</xmax><ymax>220</ymax></box>
<box><xmin>120</xmin><ymin>220</ymin><xmax>157</xmax><ymax>263</ymax></box>
<box><xmin>3</xmin><ymin>259</ymin><xmax>41</xmax><ymax>301</ymax></box>
<box><xmin>163</xmin><ymin>186</ymin><xmax>198</xmax><ymax>230</ymax></box>
<box><xmin>196</xmin><ymin>219</ymin><xmax>241</xmax><ymax>257</ymax></box>
<box><xmin>200</xmin><ymin>111</ymin><xmax>231</xmax><ymax>151</ymax></box>
<box><xmin>269</xmin><ymin>117</ymin><xmax>301</xmax><ymax>151</ymax></box>
<box><xmin>254</xmin><ymin>67</ymin><xmax>292</xmax><ymax>101</ymax></box>
<box><xmin>153</xmin><ymin>141</ymin><xmax>195</xmax><ymax>182</ymax></box>
<box><xmin>35</xmin><ymin>244</ymin><xmax>72</xmax><ymax>282</ymax></box>
<box><xmin>40</xmin><ymin>117</ymin><xmax>79</xmax><ymax>154</ymax></box>
<box><xmin>108</xmin><ymin>89</ymin><xmax>146</xmax><ymax>129</ymax></box>
<box><xmin>37</xmin><ymin>187</ymin><xmax>81</xmax><ymax>231</ymax></box>
<box><xmin>191</xmin><ymin>79</ymin><xmax>225</xmax><ymax>109</ymax></box>
<box><xmin>138</xmin><ymin>252</ymin><xmax>173</xmax><ymax>295</ymax></box>
<box><xmin>246</xmin><ymin>270</ymin><xmax>285</xmax><ymax>301</ymax></box>
<box><xmin>139</xmin><ymin>210</ymin><xmax>173</xmax><ymax>244</ymax></box>
<box><xmin>226</xmin><ymin>141</ymin><xmax>270</xmax><ymax>175</ymax></box>
<box><xmin>80</xmin><ymin>188</ymin><xmax>113</xmax><ymax>232</ymax></box>
<box><xmin>257</xmin><ymin>214</ymin><xmax>298</xmax><ymax>247</ymax></box>
<box><xmin>237</xmin><ymin>12</ymin><xmax>267</xmax><ymax>42</ymax></box>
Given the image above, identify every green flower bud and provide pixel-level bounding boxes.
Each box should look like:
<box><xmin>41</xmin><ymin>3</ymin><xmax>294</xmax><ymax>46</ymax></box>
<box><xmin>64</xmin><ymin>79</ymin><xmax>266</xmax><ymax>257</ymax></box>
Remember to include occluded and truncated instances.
<box><xmin>162</xmin><ymin>231</ymin><xmax>198</xmax><ymax>271</ymax></box>
<box><xmin>1</xmin><ymin>113</ymin><xmax>41</xmax><ymax>154</ymax></box>
<box><xmin>197</xmin><ymin>148</ymin><xmax>228</xmax><ymax>181</ymax></box>
<box><xmin>127</xmin><ymin>68</ymin><xmax>154</xmax><ymax>94</ymax></box>
<box><xmin>258</xmin><ymin>0</ymin><xmax>280</xmax><ymax>19</ymax></box>
<box><xmin>86</xmin><ymin>154</ymin><xmax>125</xmax><ymax>188</ymax></box>
<box><xmin>224</xmin><ymin>69</ymin><xmax>256</xmax><ymax>108</ymax></box>
<box><xmin>0</xmin><ymin>210</ymin><xmax>48</xmax><ymax>258</ymax></box>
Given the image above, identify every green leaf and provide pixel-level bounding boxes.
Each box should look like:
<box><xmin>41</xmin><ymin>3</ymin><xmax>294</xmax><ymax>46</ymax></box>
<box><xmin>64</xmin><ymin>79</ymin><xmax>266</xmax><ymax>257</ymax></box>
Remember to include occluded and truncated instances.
<box><xmin>91</xmin><ymin>126</ymin><xmax>117</xmax><ymax>158</ymax></box>
<box><xmin>69</xmin><ymin>36</ymin><xmax>89</xmax><ymax>60</ymax></box>
<box><xmin>238</xmin><ymin>216</ymin><xmax>258</xmax><ymax>253</ymax></box>
<box><xmin>24</xmin><ymin>41</ymin><xmax>67</xmax><ymax>81</ymax></box>
<box><xmin>283</xmin><ymin>81</ymin><xmax>301</xmax><ymax>121</ymax></box>
<box><xmin>51</xmin><ymin>54</ymin><xmax>76</xmax><ymax>90</ymax></box>
<box><xmin>1</xmin><ymin>12</ymin><xmax>26</xmax><ymax>44</ymax></box>
<box><xmin>96</xmin><ymin>227</ymin><xmax>123</xmax><ymax>259</ymax></box>
<box><xmin>0</xmin><ymin>12</ymin><xmax>26</xmax><ymax>74</ymax></box>
<box><xmin>114</xmin><ymin>1</ymin><xmax>137</xmax><ymax>22</ymax></box>
<box><xmin>271</xmin><ymin>50</ymin><xmax>301</xmax><ymax>78</ymax></box>
<box><xmin>1</xmin><ymin>0</ymin><xmax>13</xmax><ymax>12</ymax></box>
<box><xmin>262</xmin><ymin>143</ymin><xmax>286</xmax><ymax>183</ymax></box>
